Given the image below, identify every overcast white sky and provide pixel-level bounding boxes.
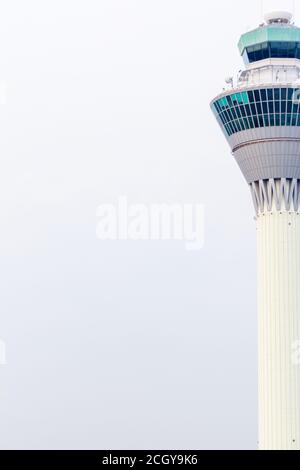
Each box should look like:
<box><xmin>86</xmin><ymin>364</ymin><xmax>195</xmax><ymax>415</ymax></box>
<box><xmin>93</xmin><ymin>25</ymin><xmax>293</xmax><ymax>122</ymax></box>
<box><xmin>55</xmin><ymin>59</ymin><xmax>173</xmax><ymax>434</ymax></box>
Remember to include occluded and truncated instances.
<box><xmin>0</xmin><ymin>0</ymin><xmax>297</xmax><ymax>451</ymax></box>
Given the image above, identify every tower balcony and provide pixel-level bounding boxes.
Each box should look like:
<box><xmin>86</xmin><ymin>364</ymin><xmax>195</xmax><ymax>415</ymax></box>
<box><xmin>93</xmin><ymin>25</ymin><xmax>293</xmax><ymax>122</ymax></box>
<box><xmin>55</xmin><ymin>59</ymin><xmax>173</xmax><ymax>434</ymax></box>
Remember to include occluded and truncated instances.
<box><xmin>211</xmin><ymin>86</ymin><xmax>300</xmax><ymax>183</ymax></box>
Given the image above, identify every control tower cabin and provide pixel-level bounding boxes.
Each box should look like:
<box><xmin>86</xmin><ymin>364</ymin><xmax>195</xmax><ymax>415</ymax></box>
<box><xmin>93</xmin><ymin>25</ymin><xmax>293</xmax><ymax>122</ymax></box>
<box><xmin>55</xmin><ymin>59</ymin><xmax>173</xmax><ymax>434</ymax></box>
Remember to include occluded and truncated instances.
<box><xmin>211</xmin><ymin>11</ymin><xmax>300</xmax><ymax>450</ymax></box>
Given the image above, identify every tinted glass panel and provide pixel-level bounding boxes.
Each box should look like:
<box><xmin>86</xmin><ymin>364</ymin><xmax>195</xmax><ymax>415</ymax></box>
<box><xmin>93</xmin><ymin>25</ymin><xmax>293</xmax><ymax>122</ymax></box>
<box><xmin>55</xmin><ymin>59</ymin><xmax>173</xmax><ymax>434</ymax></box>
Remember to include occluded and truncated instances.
<box><xmin>245</xmin><ymin>41</ymin><xmax>300</xmax><ymax>63</ymax></box>
<box><xmin>213</xmin><ymin>87</ymin><xmax>300</xmax><ymax>137</ymax></box>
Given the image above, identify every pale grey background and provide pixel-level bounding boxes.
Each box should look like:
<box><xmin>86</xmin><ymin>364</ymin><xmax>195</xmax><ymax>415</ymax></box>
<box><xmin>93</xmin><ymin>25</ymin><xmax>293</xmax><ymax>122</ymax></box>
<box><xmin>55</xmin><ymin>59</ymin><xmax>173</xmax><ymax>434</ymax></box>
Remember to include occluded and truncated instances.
<box><xmin>0</xmin><ymin>0</ymin><xmax>295</xmax><ymax>450</ymax></box>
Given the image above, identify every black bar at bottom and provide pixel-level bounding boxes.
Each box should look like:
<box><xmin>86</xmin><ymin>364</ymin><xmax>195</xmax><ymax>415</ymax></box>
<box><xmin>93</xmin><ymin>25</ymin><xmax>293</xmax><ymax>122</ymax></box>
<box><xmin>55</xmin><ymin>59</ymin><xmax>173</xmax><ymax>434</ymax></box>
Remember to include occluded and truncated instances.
<box><xmin>0</xmin><ymin>450</ymin><xmax>296</xmax><ymax>467</ymax></box>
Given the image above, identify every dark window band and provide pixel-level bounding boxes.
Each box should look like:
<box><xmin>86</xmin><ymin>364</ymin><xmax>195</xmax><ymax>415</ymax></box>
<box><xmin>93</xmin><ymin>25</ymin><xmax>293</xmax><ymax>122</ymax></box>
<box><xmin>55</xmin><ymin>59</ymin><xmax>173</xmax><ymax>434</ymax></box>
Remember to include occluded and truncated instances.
<box><xmin>212</xmin><ymin>88</ymin><xmax>300</xmax><ymax>137</ymax></box>
<box><xmin>244</xmin><ymin>41</ymin><xmax>300</xmax><ymax>63</ymax></box>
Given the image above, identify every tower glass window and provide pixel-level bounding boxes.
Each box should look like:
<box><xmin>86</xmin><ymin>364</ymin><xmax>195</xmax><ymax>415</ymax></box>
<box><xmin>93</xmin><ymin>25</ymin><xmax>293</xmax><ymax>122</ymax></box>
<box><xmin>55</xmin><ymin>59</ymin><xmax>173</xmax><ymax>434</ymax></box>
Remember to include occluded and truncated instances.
<box><xmin>212</xmin><ymin>87</ymin><xmax>300</xmax><ymax>137</ymax></box>
<box><xmin>244</xmin><ymin>42</ymin><xmax>300</xmax><ymax>63</ymax></box>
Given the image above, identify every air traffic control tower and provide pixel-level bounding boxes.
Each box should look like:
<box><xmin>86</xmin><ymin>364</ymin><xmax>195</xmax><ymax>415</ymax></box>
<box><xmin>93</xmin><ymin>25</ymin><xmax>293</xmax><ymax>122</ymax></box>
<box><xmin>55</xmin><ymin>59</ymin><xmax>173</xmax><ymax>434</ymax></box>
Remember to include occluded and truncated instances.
<box><xmin>211</xmin><ymin>11</ymin><xmax>300</xmax><ymax>450</ymax></box>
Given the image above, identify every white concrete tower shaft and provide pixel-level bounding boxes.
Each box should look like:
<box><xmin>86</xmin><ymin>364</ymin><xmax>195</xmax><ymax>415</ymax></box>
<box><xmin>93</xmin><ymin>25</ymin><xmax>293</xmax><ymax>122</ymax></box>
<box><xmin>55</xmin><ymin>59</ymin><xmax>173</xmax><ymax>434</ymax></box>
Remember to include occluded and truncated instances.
<box><xmin>211</xmin><ymin>11</ymin><xmax>300</xmax><ymax>450</ymax></box>
<box><xmin>256</xmin><ymin>190</ymin><xmax>300</xmax><ymax>449</ymax></box>
<box><xmin>257</xmin><ymin>212</ymin><xmax>300</xmax><ymax>449</ymax></box>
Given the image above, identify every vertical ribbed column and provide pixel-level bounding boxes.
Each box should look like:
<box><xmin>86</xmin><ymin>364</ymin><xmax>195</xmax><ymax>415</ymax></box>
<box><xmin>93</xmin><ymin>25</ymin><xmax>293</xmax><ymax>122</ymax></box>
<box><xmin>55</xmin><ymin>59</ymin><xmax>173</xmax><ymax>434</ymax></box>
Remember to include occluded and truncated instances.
<box><xmin>257</xmin><ymin>210</ymin><xmax>300</xmax><ymax>450</ymax></box>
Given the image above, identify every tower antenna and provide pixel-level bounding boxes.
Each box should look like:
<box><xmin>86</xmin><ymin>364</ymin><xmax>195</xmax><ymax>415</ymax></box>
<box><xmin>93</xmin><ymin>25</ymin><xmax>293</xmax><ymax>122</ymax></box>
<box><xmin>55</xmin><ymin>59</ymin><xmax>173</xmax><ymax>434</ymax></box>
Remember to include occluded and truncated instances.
<box><xmin>293</xmin><ymin>0</ymin><xmax>296</xmax><ymax>19</ymax></box>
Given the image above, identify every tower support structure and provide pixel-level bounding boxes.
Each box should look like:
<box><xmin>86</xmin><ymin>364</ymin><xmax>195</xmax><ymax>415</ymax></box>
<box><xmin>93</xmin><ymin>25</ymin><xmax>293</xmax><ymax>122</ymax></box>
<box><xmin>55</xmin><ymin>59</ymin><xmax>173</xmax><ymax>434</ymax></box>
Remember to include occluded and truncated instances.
<box><xmin>257</xmin><ymin>196</ymin><xmax>300</xmax><ymax>449</ymax></box>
